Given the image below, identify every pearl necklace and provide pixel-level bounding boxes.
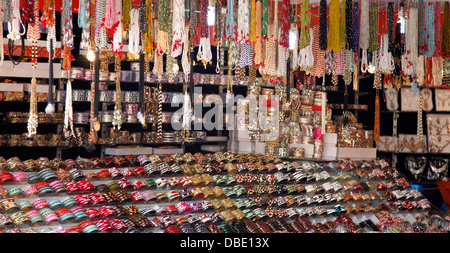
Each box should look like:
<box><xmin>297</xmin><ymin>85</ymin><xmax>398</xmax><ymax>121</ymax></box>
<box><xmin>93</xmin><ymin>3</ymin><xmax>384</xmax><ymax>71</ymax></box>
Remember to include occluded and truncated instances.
<box><xmin>128</xmin><ymin>9</ymin><xmax>140</xmax><ymax>55</ymax></box>
<box><xmin>7</xmin><ymin>0</ymin><xmax>25</xmax><ymax>41</ymax></box>
<box><xmin>171</xmin><ymin>0</ymin><xmax>185</xmax><ymax>58</ymax></box>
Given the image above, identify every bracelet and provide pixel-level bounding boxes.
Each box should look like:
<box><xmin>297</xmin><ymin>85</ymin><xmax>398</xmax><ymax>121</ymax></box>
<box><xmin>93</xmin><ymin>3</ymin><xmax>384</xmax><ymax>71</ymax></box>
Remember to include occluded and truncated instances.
<box><xmin>99</xmin><ymin>205</ymin><xmax>116</xmax><ymax>217</ymax></box>
<box><xmin>12</xmin><ymin>172</ymin><xmax>27</xmax><ymax>182</ymax></box>
<box><xmin>78</xmin><ymin>179</ymin><xmax>96</xmax><ymax>191</ymax></box>
<box><xmin>25</xmin><ymin>210</ymin><xmax>44</xmax><ymax>225</ymax></box>
<box><xmin>49</xmin><ymin>180</ymin><xmax>67</xmax><ymax>193</ymax></box>
<box><xmin>17</xmin><ymin>200</ymin><xmax>33</xmax><ymax>211</ymax></box>
<box><xmin>0</xmin><ymin>213</ymin><xmax>13</xmax><ymax>226</ymax></box>
<box><xmin>89</xmin><ymin>192</ymin><xmax>106</xmax><ymax>204</ymax></box>
<box><xmin>7</xmin><ymin>187</ymin><xmax>23</xmax><ymax>198</ymax></box>
<box><xmin>96</xmin><ymin>219</ymin><xmax>112</xmax><ymax>232</ymax></box>
<box><xmin>11</xmin><ymin>211</ymin><xmax>30</xmax><ymax>226</ymax></box>
<box><xmin>75</xmin><ymin>195</ymin><xmax>92</xmax><ymax>205</ymax></box>
<box><xmin>85</xmin><ymin>208</ymin><xmax>101</xmax><ymax>219</ymax></box>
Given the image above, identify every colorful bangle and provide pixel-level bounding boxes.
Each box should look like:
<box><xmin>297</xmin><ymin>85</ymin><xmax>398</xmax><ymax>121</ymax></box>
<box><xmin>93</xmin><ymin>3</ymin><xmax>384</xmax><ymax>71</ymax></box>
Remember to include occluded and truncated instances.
<box><xmin>25</xmin><ymin>210</ymin><xmax>44</xmax><ymax>225</ymax></box>
<box><xmin>85</xmin><ymin>208</ymin><xmax>101</xmax><ymax>218</ymax></box>
<box><xmin>11</xmin><ymin>211</ymin><xmax>30</xmax><ymax>226</ymax></box>
<box><xmin>75</xmin><ymin>194</ymin><xmax>92</xmax><ymax>205</ymax></box>
<box><xmin>17</xmin><ymin>200</ymin><xmax>33</xmax><ymax>211</ymax></box>
<box><xmin>99</xmin><ymin>205</ymin><xmax>116</xmax><ymax>217</ymax></box>
<box><xmin>7</xmin><ymin>187</ymin><xmax>23</xmax><ymax>198</ymax></box>
<box><xmin>96</xmin><ymin>219</ymin><xmax>112</xmax><ymax>232</ymax></box>
<box><xmin>0</xmin><ymin>198</ymin><xmax>19</xmax><ymax>211</ymax></box>
<box><xmin>12</xmin><ymin>171</ymin><xmax>27</xmax><ymax>182</ymax></box>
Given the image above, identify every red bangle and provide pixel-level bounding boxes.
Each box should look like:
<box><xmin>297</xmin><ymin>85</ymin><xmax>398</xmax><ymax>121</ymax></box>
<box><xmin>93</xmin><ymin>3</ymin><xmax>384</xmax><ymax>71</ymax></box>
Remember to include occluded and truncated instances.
<box><xmin>89</xmin><ymin>192</ymin><xmax>106</xmax><ymax>204</ymax></box>
<box><xmin>79</xmin><ymin>220</ymin><xmax>95</xmax><ymax>229</ymax></box>
<box><xmin>96</xmin><ymin>219</ymin><xmax>112</xmax><ymax>231</ymax></box>
<box><xmin>55</xmin><ymin>208</ymin><xmax>70</xmax><ymax>217</ymax></box>
<box><xmin>75</xmin><ymin>194</ymin><xmax>92</xmax><ymax>205</ymax></box>
<box><xmin>34</xmin><ymin>182</ymin><xmax>50</xmax><ymax>190</ymax></box>
<box><xmin>99</xmin><ymin>205</ymin><xmax>116</xmax><ymax>217</ymax></box>
<box><xmin>85</xmin><ymin>208</ymin><xmax>101</xmax><ymax>218</ymax></box>
<box><xmin>65</xmin><ymin>181</ymin><xmax>81</xmax><ymax>193</ymax></box>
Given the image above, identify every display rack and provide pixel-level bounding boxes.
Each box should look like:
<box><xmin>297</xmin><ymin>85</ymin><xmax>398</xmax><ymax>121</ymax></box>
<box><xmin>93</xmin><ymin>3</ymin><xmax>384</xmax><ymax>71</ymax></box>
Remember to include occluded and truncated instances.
<box><xmin>0</xmin><ymin>153</ymin><xmax>433</xmax><ymax>233</ymax></box>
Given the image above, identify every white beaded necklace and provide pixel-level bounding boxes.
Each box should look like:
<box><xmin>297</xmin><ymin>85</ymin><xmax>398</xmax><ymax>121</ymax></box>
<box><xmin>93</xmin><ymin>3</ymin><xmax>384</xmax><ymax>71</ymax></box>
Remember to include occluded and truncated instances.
<box><xmin>128</xmin><ymin>9</ymin><xmax>140</xmax><ymax>54</ymax></box>
<box><xmin>359</xmin><ymin>0</ymin><xmax>369</xmax><ymax>73</ymax></box>
<box><xmin>171</xmin><ymin>0</ymin><xmax>185</xmax><ymax>58</ymax></box>
<box><xmin>7</xmin><ymin>0</ymin><xmax>25</xmax><ymax>41</ymax></box>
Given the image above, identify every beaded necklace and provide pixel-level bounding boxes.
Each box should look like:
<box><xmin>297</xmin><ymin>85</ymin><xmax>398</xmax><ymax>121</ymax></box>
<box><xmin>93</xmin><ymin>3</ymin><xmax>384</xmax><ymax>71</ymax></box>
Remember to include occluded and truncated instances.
<box><xmin>418</xmin><ymin>0</ymin><xmax>426</xmax><ymax>56</ymax></box>
<box><xmin>434</xmin><ymin>1</ymin><xmax>442</xmax><ymax>57</ymax></box>
<box><xmin>278</xmin><ymin>0</ymin><xmax>290</xmax><ymax>49</ymax></box>
<box><xmin>172</xmin><ymin>0</ymin><xmax>185</xmax><ymax>58</ymax></box>
<box><xmin>443</xmin><ymin>2</ymin><xmax>450</xmax><ymax>58</ymax></box>
<box><xmin>261</xmin><ymin>23</ymin><xmax>277</xmax><ymax>80</ymax></box>
<box><xmin>250</xmin><ymin>0</ymin><xmax>256</xmax><ymax>44</ymax></box>
<box><xmin>7</xmin><ymin>0</ymin><xmax>25</xmax><ymax>41</ymax></box>
<box><xmin>63</xmin><ymin>0</ymin><xmax>74</xmax><ymax>70</ymax></box>
<box><xmin>344</xmin><ymin>0</ymin><xmax>352</xmax><ymax>50</ymax></box>
<box><xmin>351</xmin><ymin>2</ymin><xmax>359</xmax><ymax>55</ymax></box>
<box><xmin>327</xmin><ymin>0</ymin><xmax>341</xmax><ymax>52</ymax></box>
<box><xmin>197</xmin><ymin>0</ymin><xmax>212</xmax><ymax>67</ymax></box>
<box><xmin>318</xmin><ymin>0</ymin><xmax>327</xmax><ymax>50</ymax></box>
<box><xmin>424</xmin><ymin>2</ymin><xmax>435</xmax><ymax>87</ymax></box>
<box><xmin>402</xmin><ymin>7</ymin><xmax>418</xmax><ymax>77</ymax></box>
<box><xmin>78</xmin><ymin>0</ymin><xmax>88</xmax><ymax>28</ymax></box>
<box><xmin>368</xmin><ymin>3</ymin><xmax>378</xmax><ymax>53</ymax></box>
<box><xmin>254</xmin><ymin>0</ymin><xmax>263</xmax><ymax>68</ymax></box>
<box><xmin>311</xmin><ymin>25</ymin><xmax>325</xmax><ymax>77</ymax></box>
<box><xmin>112</xmin><ymin>55</ymin><xmax>122</xmax><ymax>130</ymax></box>
<box><xmin>299</xmin><ymin>0</ymin><xmax>310</xmax><ymax>49</ymax></box>
<box><xmin>128</xmin><ymin>8</ymin><xmax>140</xmax><ymax>55</ymax></box>
<box><xmin>387</xmin><ymin>2</ymin><xmax>394</xmax><ymax>53</ymax></box>
<box><xmin>112</xmin><ymin>0</ymin><xmax>123</xmax><ymax>54</ymax></box>
<box><xmin>299</xmin><ymin>28</ymin><xmax>314</xmax><ymax>73</ymax></box>
<box><xmin>122</xmin><ymin>0</ymin><xmax>130</xmax><ymax>30</ymax></box>
<box><xmin>226</xmin><ymin>0</ymin><xmax>235</xmax><ymax>40</ymax></box>
<box><xmin>105</xmin><ymin>0</ymin><xmax>117</xmax><ymax>31</ymax></box>
<box><xmin>153</xmin><ymin>20</ymin><xmax>164</xmax><ymax>77</ymax></box>
<box><xmin>27</xmin><ymin>0</ymin><xmax>40</xmax><ymax>65</ymax></box>
<box><xmin>340</xmin><ymin>0</ymin><xmax>347</xmax><ymax>50</ymax></box>
<box><xmin>359</xmin><ymin>0</ymin><xmax>369</xmax><ymax>73</ymax></box>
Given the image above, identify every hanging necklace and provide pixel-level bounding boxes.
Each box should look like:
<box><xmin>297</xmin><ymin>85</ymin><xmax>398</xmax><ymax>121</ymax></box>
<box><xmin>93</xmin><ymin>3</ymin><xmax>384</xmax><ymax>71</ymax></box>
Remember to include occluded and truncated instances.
<box><xmin>128</xmin><ymin>8</ymin><xmax>140</xmax><ymax>55</ymax></box>
<box><xmin>418</xmin><ymin>0</ymin><xmax>426</xmax><ymax>56</ymax></box>
<box><xmin>112</xmin><ymin>55</ymin><xmax>123</xmax><ymax>130</ymax></box>
<box><xmin>254</xmin><ymin>0</ymin><xmax>263</xmax><ymax>68</ymax></box>
<box><xmin>360</xmin><ymin>0</ymin><xmax>369</xmax><ymax>73</ymax></box>
<box><xmin>63</xmin><ymin>0</ymin><xmax>74</xmax><ymax>71</ymax></box>
<box><xmin>197</xmin><ymin>0</ymin><xmax>212</xmax><ymax>68</ymax></box>
<box><xmin>7</xmin><ymin>0</ymin><xmax>25</xmax><ymax>41</ymax></box>
<box><xmin>368</xmin><ymin>2</ymin><xmax>379</xmax><ymax>53</ymax></box>
<box><xmin>424</xmin><ymin>2</ymin><xmax>435</xmax><ymax>57</ymax></box>
<box><xmin>352</xmin><ymin>1</ymin><xmax>359</xmax><ymax>55</ymax></box>
<box><xmin>172</xmin><ymin>0</ymin><xmax>185</xmax><ymax>58</ymax></box>
<box><xmin>318</xmin><ymin>0</ymin><xmax>327</xmax><ymax>50</ymax></box>
<box><xmin>311</xmin><ymin>25</ymin><xmax>325</xmax><ymax>78</ymax></box>
<box><xmin>434</xmin><ymin>1</ymin><xmax>442</xmax><ymax>58</ymax></box>
<box><xmin>327</xmin><ymin>0</ymin><xmax>341</xmax><ymax>53</ymax></box>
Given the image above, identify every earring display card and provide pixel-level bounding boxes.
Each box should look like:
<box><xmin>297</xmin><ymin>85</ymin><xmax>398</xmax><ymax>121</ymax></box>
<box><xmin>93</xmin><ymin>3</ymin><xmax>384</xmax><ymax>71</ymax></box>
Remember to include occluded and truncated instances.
<box><xmin>420</xmin><ymin>88</ymin><xmax>433</xmax><ymax>112</ymax></box>
<box><xmin>435</xmin><ymin>89</ymin><xmax>450</xmax><ymax>111</ymax></box>
<box><xmin>384</xmin><ymin>87</ymin><xmax>399</xmax><ymax>111</ymax></box>
<box><xmin>397</xmin><ymin>134</ymin><xmax>427</xmax><ymax>153</ymax></box>
<box><xmin>427</xmin><ymin>114</ymin><xmax>450</xmax><ymax>153</ymax></box>
<box><xmin>377</xmin><ymin>136</ymin><xmax>398</xmax><ymax>152</ymax></box>
<box><xmin>400</xmin><ymin>88</ymin><xmax>419</xmax><ymax>112</ymax></box>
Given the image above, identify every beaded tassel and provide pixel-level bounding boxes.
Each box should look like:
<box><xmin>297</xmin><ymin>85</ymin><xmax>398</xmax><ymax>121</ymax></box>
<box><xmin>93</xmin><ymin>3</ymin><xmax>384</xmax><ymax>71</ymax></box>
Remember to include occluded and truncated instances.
<box><xmin>374</xmin><ymin>95</ymin><xmax>380</xmax><ymax>142</ymax></box>
<box><xmin>27</xmin><ymin>77</ymin><xmax>38</xmax><ymax>137</ymax></box>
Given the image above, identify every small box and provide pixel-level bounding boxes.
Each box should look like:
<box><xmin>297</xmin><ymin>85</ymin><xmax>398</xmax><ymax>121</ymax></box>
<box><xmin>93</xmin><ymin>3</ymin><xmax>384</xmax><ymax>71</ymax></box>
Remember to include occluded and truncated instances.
<box><xmin>337</xmin><ymin>147</ymin><xmax>377</xmax><ymax>160</ymax></box>
<box><xmin>255</xmin><ymin>141</ymin><xmax>266</xmax><ymax>154</ymax></box>
<box><xmin>322</xmin><ymin>146</ymin><xmax>338</xmax><ymax>160</ymax></box>
<box><xmin>105</xmin><ymin>147</ymin><xmax>153</xmax><ymax>156</ymax></box>
<box><xmin>323</xmin><ymin>133</ymin><xmax>338</xmax><ymax>145</ymax></box>
<box><xmin>152</xmin><ymin>147</ymin><xmax>184</xmax><ymax>155</ymax></box>
<box><xmin>238</xmin><ymin>141</ymin><xmax>254</xmax><ymax>152</ymax></box>
<box><xmin>289</xmin><ymin>143</ymin><xmax>314</xmax><ymax>158</ymax></box>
